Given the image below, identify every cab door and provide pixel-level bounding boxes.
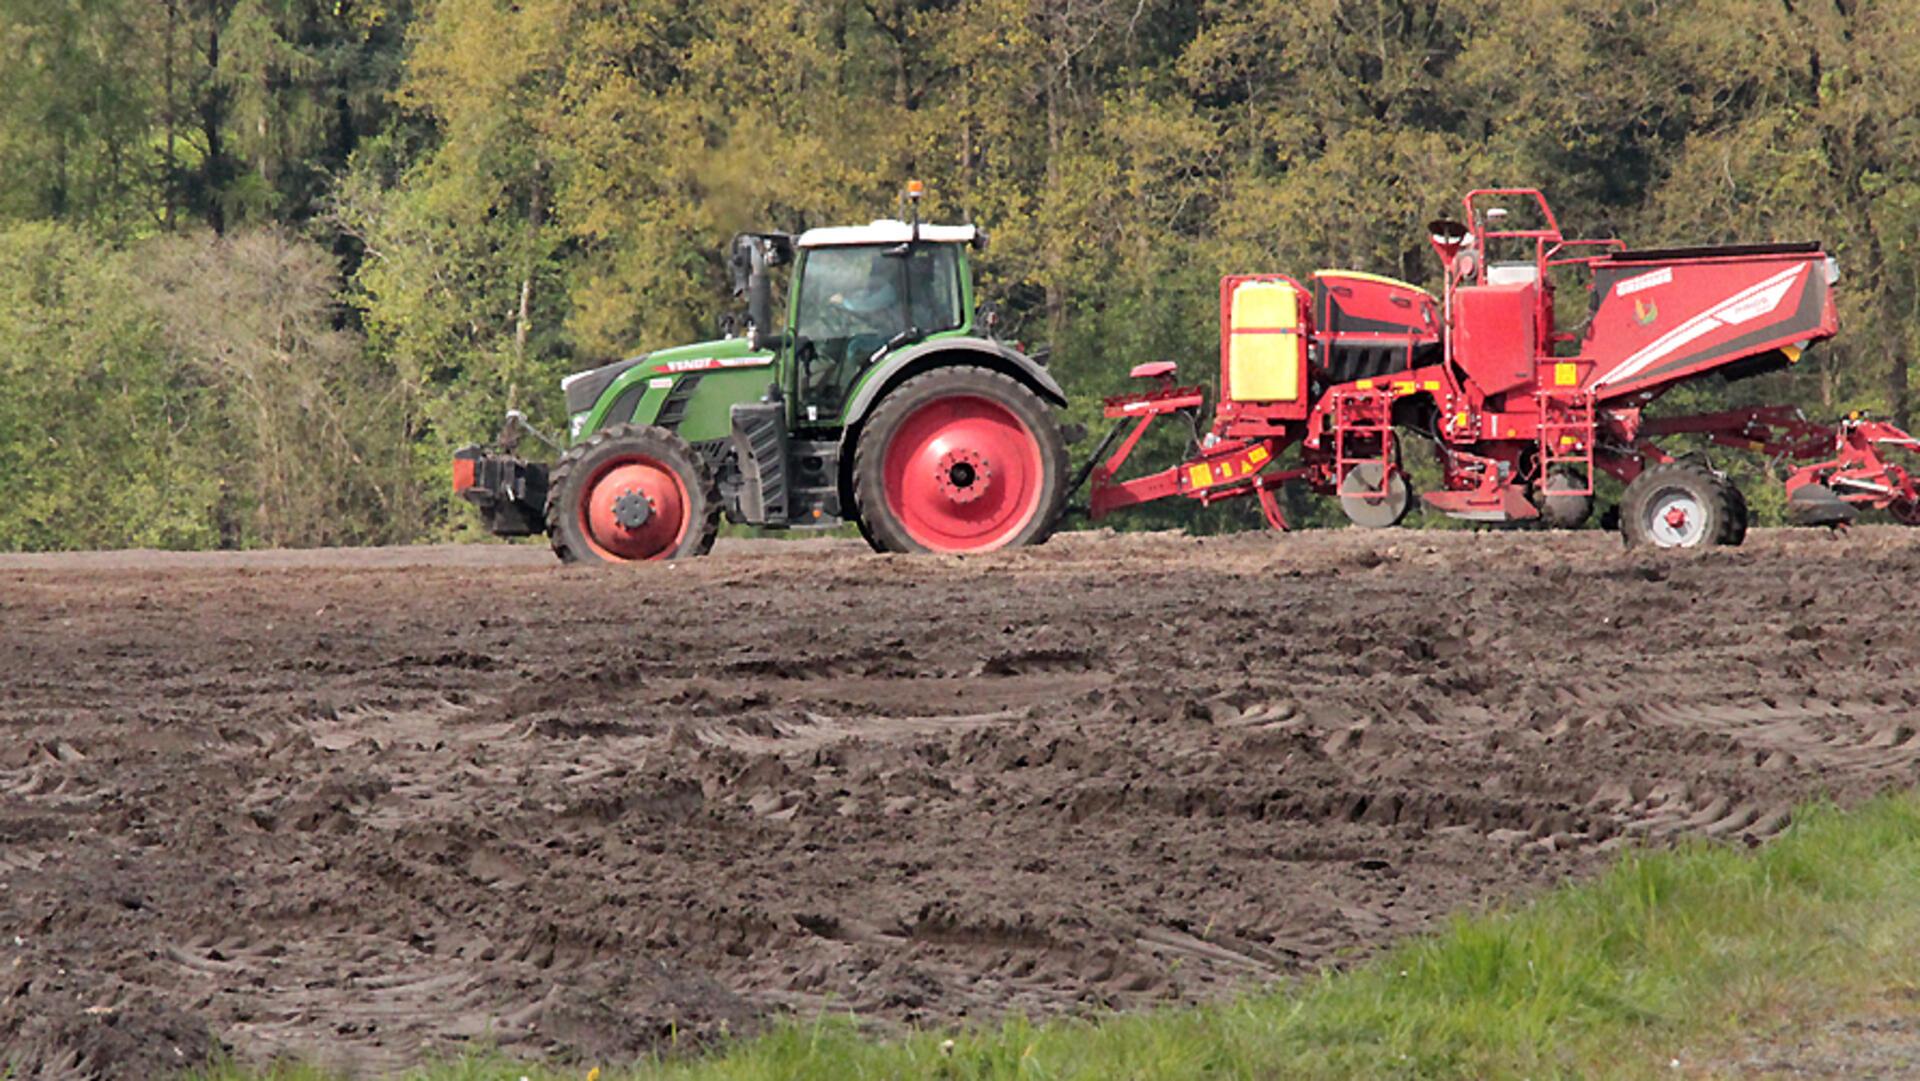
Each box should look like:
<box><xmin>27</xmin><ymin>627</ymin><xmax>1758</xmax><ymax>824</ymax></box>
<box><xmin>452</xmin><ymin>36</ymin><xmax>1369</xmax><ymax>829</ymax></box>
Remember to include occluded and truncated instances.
<box><xmin>790</xmin><ymin>243</ymin><xmax>965</xmax><ymax>425</ymax></box>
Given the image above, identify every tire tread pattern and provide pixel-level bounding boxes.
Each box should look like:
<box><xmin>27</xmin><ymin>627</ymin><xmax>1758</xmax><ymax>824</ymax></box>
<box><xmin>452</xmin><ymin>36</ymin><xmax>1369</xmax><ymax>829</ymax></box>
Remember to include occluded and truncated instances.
<box><xmin>1720</xmin><ymin>482</ymin><xmax>1749</xmax><ymax>547</ymax></box>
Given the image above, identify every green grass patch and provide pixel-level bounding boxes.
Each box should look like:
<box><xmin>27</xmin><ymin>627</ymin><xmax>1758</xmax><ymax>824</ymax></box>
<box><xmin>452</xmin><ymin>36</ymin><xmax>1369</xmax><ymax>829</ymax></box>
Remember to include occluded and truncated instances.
<box><xmin>200</xmin><ymin>792</ymin><xmax>1920</xmax><ymax>1081</ymax></box>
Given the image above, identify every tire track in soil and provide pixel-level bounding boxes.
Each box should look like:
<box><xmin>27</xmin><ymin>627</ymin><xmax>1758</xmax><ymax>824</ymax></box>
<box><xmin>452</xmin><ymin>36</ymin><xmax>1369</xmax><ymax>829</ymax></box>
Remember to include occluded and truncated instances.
<box><xmin>2</xmin><ymin>528</ymin><xmax>1918</xmax><ymax>1077</ymax></box>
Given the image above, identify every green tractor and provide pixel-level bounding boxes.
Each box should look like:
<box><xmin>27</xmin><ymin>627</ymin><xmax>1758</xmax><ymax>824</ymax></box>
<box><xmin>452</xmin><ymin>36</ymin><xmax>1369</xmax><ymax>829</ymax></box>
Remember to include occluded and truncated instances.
<box><xmin>454</xmin><ymin>187</ymin><xmax>1072</xmax><ymax>561</ymax></box>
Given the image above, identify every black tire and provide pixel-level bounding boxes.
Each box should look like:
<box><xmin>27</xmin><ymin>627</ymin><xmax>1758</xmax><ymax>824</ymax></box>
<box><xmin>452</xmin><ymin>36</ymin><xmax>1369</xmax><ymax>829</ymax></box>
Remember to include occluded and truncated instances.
<box><xmin>1533</xmin><ymin>469</ymin><xmax>1594</xmax><ymax>530</ymax></box>
<box><xmin>547</xmin><ymin>423</ymin><xmax>719</xmax><ymax>563</ymax></box>
<box><xmin>852</xmin><ymin>367</ymin><xmax>1068</xmax><ymax>554</ymax></box>
<box><xmin>854</xmin><ymin>512</ymin><xmax>885</xmax><ymax>553</ymax></box>
<box><xmin>1619</xmin><ymin>462</ymin><xmax>1736</xmax><ymax>550</ymax></box>
<box><xmin>1721</xmin><ymin>481</ymin><xmax>1749</xmax><ymax>546</ymax></box>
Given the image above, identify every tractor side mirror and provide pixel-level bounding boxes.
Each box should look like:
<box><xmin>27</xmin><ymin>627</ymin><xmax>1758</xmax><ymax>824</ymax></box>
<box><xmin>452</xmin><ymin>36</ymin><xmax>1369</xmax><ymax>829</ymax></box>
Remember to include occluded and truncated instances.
<box><xmin>729</xmin><ymin>233</ymin><xmax>787</xmax><ymax>351</ymax></box>
<box><xmin>728</xmin><ymin>234</ymin><xmax>755</xmax><ymax>296</ymax></box>
<box><xmin>747</xmin><ymin>263</ymin><xmax>775</xmax><ymax>351</ymax></box>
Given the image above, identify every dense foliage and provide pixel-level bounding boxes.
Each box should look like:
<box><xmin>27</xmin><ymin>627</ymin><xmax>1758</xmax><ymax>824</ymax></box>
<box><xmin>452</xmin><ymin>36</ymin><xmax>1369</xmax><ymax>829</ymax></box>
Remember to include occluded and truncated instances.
<box><xmin>0</xmin><ymin>0</ymin><xmax>1914</xmax><ymax>548</ymax></box>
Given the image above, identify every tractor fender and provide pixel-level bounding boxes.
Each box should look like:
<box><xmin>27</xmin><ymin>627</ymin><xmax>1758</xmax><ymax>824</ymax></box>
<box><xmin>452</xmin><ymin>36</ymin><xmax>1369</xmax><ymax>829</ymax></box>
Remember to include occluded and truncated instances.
<box><xmin>840</xmin><ymin>338</ymin><xmax>1067</xmax><ymax>429</ymax></box>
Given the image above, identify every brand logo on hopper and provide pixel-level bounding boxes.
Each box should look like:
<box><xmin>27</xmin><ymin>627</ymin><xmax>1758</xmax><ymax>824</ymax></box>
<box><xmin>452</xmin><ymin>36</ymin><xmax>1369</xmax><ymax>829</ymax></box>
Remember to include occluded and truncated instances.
<box><xmin>1616</xmin><ymin>267</ymin><xmax>1672</xmax><ymax>297</ymax></box>
<box><xmin>1634</xmin><ymin>298</ymin><xmax>1658</xmax><ymax>326</ymax></box>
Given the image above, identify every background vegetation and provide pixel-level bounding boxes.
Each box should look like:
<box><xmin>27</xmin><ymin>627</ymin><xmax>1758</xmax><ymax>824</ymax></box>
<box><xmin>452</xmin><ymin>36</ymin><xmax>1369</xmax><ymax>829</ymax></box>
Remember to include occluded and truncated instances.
<box><xmin>1</xmin><ymin>0</ymin><xmax>1915</xmax><ymax>549</ymax></box>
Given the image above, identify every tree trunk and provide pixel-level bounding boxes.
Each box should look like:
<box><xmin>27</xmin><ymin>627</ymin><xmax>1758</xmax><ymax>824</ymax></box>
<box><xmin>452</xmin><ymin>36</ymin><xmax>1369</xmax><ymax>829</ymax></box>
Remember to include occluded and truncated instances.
<box><xmin>893</xmin><ymin>38</ymin><xmax>908</xmax><ymax>109</ymax></box>
<box><xmin>199</xmin><ymin>13</ymin><xmax>229</xmax><ymax>234</ymax></box>
<box><xmin>1888</xmin><ymin>342</ymin><xmax>1910</xmax><ymax>430</ymax></box>
<box><xmin>163</xmin><ymin>0</ymin><xmax>178</xmax><ymax>230</ymax></box>
<box><xmin>515</xmin><ymin>278</ymin><xmax>533</xmax><ymax>358</ymax></box>
<box><xmin>959</xmin><ymin>85</ymin><xmax>973</xmax><ymax>216</ymax></box>
<box><xmin>1043</xmin><ymin>71</ymin><xmax>1065</xmax><ymax>343</ymax></box>
<box><xmin>516</xmin><ymin>173</ymin><xmax>546</xmax><ymax>358</ymax></box>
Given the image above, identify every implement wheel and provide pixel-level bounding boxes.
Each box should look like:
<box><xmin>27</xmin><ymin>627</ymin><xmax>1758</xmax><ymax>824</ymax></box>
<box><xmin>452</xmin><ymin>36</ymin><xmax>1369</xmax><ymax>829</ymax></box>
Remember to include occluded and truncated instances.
<box><xmin>853</xmin><ymin>367</ymin><xmax>1067</xmax><ymax>554</ymax></box>
<box><xmin>1620</xmin><ymin>462</ymin><xmax>1736</xmax><ymax>550</ymax></box>
<box><xmin>1337</xmin><ymin>462</ymin><xmax>1412</xmax><ymax>529</ymax></box>
<box><xmin>1533</xmin><ymin>469</ymin><xmax>1593</xmax><ymax>530</ymax></box>
<box><xmin>547</xmin><ymin>423</ymin><xmax>719</xmax><ymax>563</ymax></box>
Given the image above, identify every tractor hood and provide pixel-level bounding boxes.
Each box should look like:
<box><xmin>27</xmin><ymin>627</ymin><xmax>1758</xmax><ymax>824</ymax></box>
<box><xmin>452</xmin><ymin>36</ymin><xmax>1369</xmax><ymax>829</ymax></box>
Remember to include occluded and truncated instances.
<box><xmin>561</xmin><ymin>337</ymin><xmax>771</xmax><ymax>416</ymax></box>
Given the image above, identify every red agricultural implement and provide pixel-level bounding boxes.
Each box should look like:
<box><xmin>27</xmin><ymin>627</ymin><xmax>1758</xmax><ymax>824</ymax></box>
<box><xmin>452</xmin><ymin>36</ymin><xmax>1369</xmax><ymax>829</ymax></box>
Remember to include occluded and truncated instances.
<box><xmin>1086</xmin><ymin>188</ymin><xmax>1920</xmax><ymax>547</ymax></box>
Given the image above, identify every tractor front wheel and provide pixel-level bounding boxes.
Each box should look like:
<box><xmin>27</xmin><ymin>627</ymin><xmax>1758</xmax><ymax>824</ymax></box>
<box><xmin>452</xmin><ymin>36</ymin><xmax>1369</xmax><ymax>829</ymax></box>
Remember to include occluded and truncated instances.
<box><xmin>853</xmin><ymin>367</ymin><xmax>1068</xmax><ymax>554</ymax></box>
<box><xmin>547</xmin><ymin>423</ymin><xmax>719</xmax><ymax>563</ymax></box>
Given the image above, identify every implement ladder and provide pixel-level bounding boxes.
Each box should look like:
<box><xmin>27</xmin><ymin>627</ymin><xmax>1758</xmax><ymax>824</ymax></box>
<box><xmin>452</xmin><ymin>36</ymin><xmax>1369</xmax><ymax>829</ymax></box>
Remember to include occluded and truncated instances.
<box><xmin>1332</xmin><ymin>387</ymin><xmax>1395</xmax><ymax>494</ymax></box>
<box><xmin>1536</xmin><ymin>391</ymin><xmax>1595</xmax><ymax>495</ymax></box>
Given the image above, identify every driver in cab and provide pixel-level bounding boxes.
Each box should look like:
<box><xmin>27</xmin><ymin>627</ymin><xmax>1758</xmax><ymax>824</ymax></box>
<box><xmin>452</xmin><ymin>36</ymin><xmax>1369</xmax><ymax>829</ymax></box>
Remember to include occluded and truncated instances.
<box><xmin>824</xmin><ymin>250</ymin><xmax>900</xmax><ymax>332</ymax></box>
<box><xmin>802</xmin><ymin>249</ymin><xmax>904</xmax><ymax>405</ymax></box>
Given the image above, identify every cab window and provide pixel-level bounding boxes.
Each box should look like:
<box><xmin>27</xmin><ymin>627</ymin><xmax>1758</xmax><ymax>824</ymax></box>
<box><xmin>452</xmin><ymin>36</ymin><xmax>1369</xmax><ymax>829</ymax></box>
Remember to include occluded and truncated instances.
<box><xmin>794</xmin><ymin>243</ymin><xmax>962</xmax><ymax>414</ymax></box>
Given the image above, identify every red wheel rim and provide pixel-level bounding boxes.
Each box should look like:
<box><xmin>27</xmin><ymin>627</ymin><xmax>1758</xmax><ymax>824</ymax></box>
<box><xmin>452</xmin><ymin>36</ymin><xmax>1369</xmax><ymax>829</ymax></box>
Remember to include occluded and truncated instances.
<box><xmin>577</xmin><ymin>455</ymin><xmax>690</xmax><ymax>561</ymax></box>
<box><xmin>882</xmin><ymin>393</ymin><xmax>1045</xmax><ymax>552</ymax></box>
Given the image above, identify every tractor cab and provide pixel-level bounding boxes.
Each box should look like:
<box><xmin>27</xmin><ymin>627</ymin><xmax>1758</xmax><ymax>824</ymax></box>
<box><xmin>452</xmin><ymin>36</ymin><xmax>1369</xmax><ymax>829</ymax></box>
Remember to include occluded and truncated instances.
<box><xmin>731</xmin><ymin>218</ymin><xmax>984</xmax><ymax>425</ymax></box>
<box><xmin>788</xmin><ymin>223</ymin><xmax>978</xmax><ymax>421</ymax></box>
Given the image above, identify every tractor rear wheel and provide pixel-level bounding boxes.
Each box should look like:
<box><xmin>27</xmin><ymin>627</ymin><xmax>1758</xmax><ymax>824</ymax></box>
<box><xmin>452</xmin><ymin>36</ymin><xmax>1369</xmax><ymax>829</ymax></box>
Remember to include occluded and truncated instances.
<box><xmin>1620</xmin><ymin>462</ymin><xmax>1736</xmax><ymax>550</ymax></box>
<box><xmin>853</xmin><ymin>367</ymin><xmax>1067</xmax><ymax>554</ymax></box>
<box><xmin>1337</xmin><ymin>462</ymin><xmax>1412</xmax><ymax>529</ymax></box>
<box><xmin>547</xmin><ymin>423</ymin><xmax>719</xmax><ymax>563</ymax></box>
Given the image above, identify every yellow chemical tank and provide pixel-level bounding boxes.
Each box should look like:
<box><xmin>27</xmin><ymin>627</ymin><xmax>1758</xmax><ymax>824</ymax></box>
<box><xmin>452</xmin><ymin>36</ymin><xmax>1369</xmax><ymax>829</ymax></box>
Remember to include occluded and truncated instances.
<box><xmin>1225</xmin><ymin>278</ymin><xmax>1305</xmax><ymax>403</ymax></box>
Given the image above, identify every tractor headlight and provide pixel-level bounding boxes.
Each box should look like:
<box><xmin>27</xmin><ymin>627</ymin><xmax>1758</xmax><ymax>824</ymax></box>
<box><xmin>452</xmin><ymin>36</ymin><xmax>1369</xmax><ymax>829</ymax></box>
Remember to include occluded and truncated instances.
<box><xmin>569</xmin><ymin>412</ymin><xmax>589</xmax><ymax>441</ymax></box>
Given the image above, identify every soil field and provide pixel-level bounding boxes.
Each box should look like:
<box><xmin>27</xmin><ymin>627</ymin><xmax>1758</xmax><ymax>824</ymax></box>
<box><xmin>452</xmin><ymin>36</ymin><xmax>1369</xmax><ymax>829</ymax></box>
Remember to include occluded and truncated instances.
<box><xmin>4</xmin><ymin>527</ymin><xmax>1919</xmax><ymax>1077</ymax></box>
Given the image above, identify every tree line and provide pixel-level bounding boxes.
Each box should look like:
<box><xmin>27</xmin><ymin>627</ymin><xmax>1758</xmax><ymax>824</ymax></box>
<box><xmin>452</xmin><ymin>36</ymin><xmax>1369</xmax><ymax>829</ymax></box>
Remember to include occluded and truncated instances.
<box><xmin>0</xmin><ymin>0</ymin><xmax>1913</xmax><ymax>549</ymax></box>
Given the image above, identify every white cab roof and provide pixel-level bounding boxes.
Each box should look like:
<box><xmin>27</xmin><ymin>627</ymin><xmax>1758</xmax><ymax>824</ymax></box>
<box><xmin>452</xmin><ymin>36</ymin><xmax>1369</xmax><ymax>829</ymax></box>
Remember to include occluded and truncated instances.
<box><xmin>796</xmin><ymin>219</ymin><xmax>977</xmax><ymax>249</ymax></box>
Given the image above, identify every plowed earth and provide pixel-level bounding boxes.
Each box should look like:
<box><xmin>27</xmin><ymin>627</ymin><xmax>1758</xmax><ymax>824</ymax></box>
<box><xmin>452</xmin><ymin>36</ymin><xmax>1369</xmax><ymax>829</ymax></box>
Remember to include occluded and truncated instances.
<box><xmin>4</xmin><ymin>528</ymin><xmax>1919</xmax><ymax>1077</ymax></box>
